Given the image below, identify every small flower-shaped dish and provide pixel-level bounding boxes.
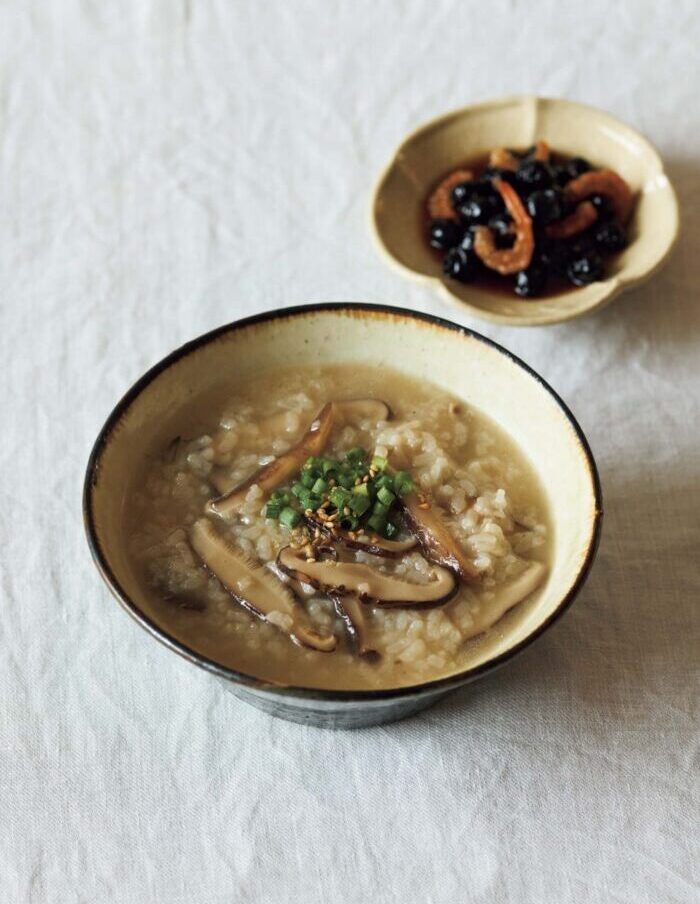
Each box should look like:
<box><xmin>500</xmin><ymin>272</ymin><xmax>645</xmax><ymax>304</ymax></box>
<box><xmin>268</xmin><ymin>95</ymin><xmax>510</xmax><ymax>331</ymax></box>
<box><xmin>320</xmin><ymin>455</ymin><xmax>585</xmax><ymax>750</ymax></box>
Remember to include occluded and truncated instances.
<box><xmin>371</xmin><ymin>96</ymin><xmax>679</xmax><ymax>326</ymax></box>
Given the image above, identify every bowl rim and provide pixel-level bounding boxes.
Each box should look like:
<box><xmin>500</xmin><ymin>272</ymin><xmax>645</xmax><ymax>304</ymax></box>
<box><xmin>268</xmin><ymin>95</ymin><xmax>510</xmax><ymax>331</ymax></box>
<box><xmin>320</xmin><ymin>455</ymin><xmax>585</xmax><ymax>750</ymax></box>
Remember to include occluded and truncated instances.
<box><xmin>370</xmin><ymin>94</ymin><xmax>680</xmax><ymax>327</ymax></box>
<box><xmin>83</xmin><ymin>302</ymin><xmax>603</xmax><ymax>702</ymax></box>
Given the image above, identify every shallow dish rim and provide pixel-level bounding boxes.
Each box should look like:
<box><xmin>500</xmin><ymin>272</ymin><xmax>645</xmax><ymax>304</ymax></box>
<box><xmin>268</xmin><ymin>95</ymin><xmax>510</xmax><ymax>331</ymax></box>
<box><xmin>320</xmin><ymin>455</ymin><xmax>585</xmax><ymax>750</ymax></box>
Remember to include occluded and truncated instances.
<box><xmin>83</xmin><ymin>302</ymin><xmax>603</xmax><ymax>701</ymax></box>
<box><xmin>370</xmin><ymin>94</ymin><xmax>680</xmax><ymax>326</ymax></box>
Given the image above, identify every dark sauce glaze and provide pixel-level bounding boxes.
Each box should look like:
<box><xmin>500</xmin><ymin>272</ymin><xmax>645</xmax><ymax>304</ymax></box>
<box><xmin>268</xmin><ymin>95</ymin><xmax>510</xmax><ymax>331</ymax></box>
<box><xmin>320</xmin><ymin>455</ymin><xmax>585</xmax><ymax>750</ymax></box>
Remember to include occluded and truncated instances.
<box><xmin>424</xmin><ymin>149</ymin><xmax>630</xmax><ymax>301</ymax></box>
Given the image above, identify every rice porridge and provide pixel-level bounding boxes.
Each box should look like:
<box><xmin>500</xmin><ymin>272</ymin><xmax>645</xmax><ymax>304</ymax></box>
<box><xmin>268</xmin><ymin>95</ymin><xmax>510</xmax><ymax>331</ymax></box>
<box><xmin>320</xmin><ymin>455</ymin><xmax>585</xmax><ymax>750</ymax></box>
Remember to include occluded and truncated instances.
<box><xmin>128</xmin><ymin>364</ymin><xmax>551</xmax><ymax>690</ymax></box>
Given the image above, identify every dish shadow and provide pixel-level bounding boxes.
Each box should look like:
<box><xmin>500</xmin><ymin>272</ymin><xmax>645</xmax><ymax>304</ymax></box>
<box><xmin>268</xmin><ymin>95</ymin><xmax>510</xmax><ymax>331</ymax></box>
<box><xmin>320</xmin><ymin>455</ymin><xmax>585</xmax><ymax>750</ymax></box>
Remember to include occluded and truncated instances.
<box><xmin>549</xmin><ymin>157</ymin><xmax>699</xmax><ymax>353</ymax></box>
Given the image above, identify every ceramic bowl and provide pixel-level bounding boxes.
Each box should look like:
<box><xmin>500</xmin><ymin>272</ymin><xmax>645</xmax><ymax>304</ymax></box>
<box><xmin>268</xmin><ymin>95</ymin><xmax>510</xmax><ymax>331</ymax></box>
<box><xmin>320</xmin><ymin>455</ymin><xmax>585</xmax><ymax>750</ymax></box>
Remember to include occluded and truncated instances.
<box><xmin>84</xmin><ymin>303</ymin><xmax>602</xmax><ymax>728</ymax></box>
<box><xmin>371</xmin><ymin>96</ymin><xmax>679</xmax><ymax>326</ymax></box>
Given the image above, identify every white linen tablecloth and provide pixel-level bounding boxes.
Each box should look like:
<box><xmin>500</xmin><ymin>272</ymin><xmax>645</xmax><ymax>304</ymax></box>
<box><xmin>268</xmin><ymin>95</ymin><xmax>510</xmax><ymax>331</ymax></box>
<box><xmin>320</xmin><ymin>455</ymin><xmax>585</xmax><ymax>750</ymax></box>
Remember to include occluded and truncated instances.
<box><xmin>1</xmin><ymin>2</ymin><xmax>698</xmax><ymax>901</ymax></box>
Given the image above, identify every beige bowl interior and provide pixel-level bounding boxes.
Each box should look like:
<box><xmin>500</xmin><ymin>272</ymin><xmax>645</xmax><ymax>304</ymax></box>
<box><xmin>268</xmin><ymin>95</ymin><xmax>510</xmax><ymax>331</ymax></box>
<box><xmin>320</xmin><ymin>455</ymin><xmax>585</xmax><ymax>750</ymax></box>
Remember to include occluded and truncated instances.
<box><xmin>87</xmin><ymin>307</ymin><xmax>600</xmax><ymax>689</ymax></box>
<box><xmin>372</xmin><ymin>96</ymin><xmax>679</xmax><ymax>326</ymax></box>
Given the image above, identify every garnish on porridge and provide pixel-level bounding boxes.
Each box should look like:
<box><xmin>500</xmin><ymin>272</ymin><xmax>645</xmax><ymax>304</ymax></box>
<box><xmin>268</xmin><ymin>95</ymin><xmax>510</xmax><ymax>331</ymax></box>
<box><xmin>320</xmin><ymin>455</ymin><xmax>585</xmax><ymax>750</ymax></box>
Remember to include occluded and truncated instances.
<box><xmin>129</xmin><ymin>366</ymin><xmax>550</xmax><ymax>690</ymax></box>
<box><xmin>427</xmin><ymin>141</ymin><xmax>635</xmax><ymax>298</ymax></box>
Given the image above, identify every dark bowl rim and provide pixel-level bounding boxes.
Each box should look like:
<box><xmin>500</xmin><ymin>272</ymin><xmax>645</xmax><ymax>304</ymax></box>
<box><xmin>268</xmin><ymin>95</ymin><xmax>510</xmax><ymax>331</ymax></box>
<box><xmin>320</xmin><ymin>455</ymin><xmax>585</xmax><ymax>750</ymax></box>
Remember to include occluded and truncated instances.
<box><xmin>83</xmin><ymin>301</ymin><xmax>603</xmax><ymax>703</ymax></box>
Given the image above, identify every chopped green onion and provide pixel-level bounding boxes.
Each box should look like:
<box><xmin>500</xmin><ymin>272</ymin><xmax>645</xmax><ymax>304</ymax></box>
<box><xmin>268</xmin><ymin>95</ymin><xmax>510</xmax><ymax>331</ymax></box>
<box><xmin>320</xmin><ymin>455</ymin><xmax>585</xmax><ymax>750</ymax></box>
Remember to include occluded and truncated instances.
<box><xmin>299</xmin><ymin>492</ymin><xmax>321</xmax><ymax>511</ymax></box>
<box><xmin>279</xmin><ymin>506</ymin><xmax>301</xmax><ymax>529</ymax></box>
<box><xmin>349</xmin><ymin>494</ymin><xmax>371</xmax><ymax>516</ymax></box>
<box><xmin>279</xmin><ymin>448</ymin><xmax>415</xmax><ymax>537</ymax></box>
<box><xmin>376</xmin><ymin>486</ymin><xmax>395</xmax><ymax>506</ymax></box>
<box><xmin>321</xmin><ymin>458</ymin><xmax>336</xmax><ymax>476</ymax></box>
<box><xmin>330</xmin><ymin>487</ymin><xmax>351</xmax><ymax>510</ymax></box>
<box><xmin>393</xmin><ymin>471</ymin><xmax>414</xmax><ymax>496</ymax></box>
<box><xmin>304</xmin><ymin>457</ymin><xmax>323</xmax><ymax>475</ymax></box>
<box><xmin>346</xmin><ymin>447</ymin><xmax>366</xmax><ymax>464</ymax></box>
<box><xmin>265</xmin><ymin>501</ymin><xmax>284</xmax><ymax>519</ymax></box>
<box><xmin>367</xmin><ymin>513</ymin><xmax>386</xmax><ymax>535</ymax></box>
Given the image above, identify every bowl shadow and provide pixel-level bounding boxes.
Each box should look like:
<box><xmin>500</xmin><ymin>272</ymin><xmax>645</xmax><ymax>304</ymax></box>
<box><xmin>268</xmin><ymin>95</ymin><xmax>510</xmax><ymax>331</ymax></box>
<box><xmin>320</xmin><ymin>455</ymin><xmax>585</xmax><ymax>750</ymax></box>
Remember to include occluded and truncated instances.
<box><xmin>429</xmin><ymin>458</ymin><xmax>698</xmax><ymax>730</ymax></box>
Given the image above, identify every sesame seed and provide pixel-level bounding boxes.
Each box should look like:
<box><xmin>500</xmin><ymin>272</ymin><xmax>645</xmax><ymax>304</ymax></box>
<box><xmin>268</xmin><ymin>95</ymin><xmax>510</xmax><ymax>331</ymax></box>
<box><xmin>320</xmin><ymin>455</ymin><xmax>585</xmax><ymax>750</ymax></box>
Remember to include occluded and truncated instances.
<box><xmin>354</xmin><ymin>478</ymin><xmax>361</xmax><ymax>486</ymax></box>
<box><xmin>418</xmin><ymin>502</ymin><xmax>430</xmax><ymax>510</ymax></box>
<box><xmin>306</xmin><ymin>556</ymin><xmax>316</xmax><ymax>563</ymax></box>
<box><xmin>343</xmin><ymin>506</ymin><xmax>350</xmax><ymax>515</ymax></box>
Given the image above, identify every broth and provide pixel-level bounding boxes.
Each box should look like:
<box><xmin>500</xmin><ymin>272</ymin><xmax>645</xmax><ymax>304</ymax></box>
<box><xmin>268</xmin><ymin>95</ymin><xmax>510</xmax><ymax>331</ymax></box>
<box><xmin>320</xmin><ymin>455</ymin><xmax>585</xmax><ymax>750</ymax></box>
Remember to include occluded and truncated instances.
<box><xmin>126</xmin><ymin>364</ymin><xmax>551</xmax><ymax>690</ymax></box>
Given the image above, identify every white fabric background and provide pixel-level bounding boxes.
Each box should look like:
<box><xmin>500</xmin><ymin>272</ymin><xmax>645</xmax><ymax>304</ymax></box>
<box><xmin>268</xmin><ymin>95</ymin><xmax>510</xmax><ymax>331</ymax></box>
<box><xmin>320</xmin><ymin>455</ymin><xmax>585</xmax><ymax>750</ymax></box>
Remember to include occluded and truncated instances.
<box><xmin>1</xmin><ymin>1</ymin><xmax>698</xmax><ymax>902</ymax></box>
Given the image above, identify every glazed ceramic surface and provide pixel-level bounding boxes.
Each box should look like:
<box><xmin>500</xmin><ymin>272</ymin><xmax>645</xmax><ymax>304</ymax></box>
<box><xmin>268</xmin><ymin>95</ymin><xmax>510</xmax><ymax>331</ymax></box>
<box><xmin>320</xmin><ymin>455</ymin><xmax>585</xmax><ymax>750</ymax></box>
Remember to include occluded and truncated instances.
<box><xmin>84</xmin><ymin>304</ymin><xmax>602</xmax><ymax>727</ymax></box>
<box><xmin>372</xmin><ymin>96</ymin><xmax>679</xmax><ymax>326</ymax></box>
